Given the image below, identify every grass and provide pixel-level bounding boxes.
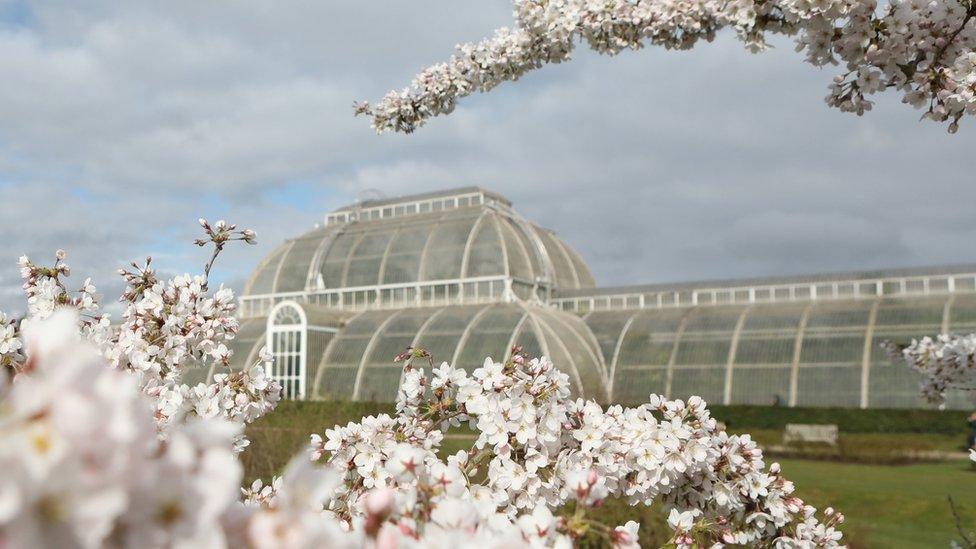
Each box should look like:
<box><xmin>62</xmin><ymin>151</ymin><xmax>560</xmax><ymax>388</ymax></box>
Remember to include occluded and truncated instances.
<box><xmin>241</xmin><ymin>402</ymin><xmax>976</xmax><ymax>547</ymax></box>
<box><xmin>741</xmin><ymin>428</ymin><xmax>963</xmax><ymax>452</ymax></box>
<box><xmin>779</xmin><ymin>459</ymin><xmax>976</xmax><ymax>549</ymax></box>
<box><xmin>735</xmin><ymin>428</ymin><xmax>966</xmax><ymax>464</ymax></box>
<box><xmin>240</xmin><ymin>400</ymin><xmax>391</xmax><ymax>482</ymax></box>
<box><xmin>446</xmin><ymin>438</ymin><xmax>976</xmax><ymax>547</ymax></box>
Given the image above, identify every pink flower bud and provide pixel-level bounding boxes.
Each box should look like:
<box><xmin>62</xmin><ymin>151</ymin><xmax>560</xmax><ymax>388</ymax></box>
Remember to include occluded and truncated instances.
<box><xmin>587</xmin><ymin>469</ymin><xmax>598</xmax><ymax>486</ymax></box>
<box><xmin>398</xmin><ymin>520</ymin><xmax>416</xmax><ymax>537</ymax></box>
<box><xmin>366</xmin><ymin>488</ymin><xmax>395</xmax><ymax>517</ymax></box>
<box><xmin>364</xmin><ymin>487</ymin><xmax>396</xmax><ymax>538</ymax></box>
<box><xmin>376</xmin><ymin>526</ymin><xmax>399</xmax><ymax>549</ymax></box>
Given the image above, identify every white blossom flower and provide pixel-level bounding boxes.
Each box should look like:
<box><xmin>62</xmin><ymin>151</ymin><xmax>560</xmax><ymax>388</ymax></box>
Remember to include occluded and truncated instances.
<box><xmin>0</xmin><ymin>224</ymin><xmax>846</xmax><ymax>548</ymax></box>
<box><xmin>668</xmin><ymin>509</ymin><xmax>699</xmax><ymax>532</ymax></box>
<box><xmin>359</xmin><ymin>0</ymin><xmax>976</xmax><ymax>134</ymax></box>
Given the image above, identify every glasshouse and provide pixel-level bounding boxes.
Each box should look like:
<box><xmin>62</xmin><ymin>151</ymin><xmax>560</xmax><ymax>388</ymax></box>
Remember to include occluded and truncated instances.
<box><xmin>207</xmin><ymin>187</ymin><xmax>976</xmax><ymax>409</ymax></box>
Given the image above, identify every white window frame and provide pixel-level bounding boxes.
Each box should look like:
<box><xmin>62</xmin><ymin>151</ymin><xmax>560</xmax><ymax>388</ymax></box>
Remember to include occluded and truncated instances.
<box><xmin>267</xmin><ymin>301</ymin><xmax>308</xmax><ymax>399</ymax></box>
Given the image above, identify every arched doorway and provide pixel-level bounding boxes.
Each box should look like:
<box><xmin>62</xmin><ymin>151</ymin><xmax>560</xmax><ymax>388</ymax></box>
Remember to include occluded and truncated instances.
<box><xmin>266</xmin><ymin>301</ymin><xmax>307</xmax><ymax>399</ymax></box>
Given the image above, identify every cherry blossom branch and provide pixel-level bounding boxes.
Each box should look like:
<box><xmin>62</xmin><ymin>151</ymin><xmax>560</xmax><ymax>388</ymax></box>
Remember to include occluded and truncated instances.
<box><xmin>308</xmin><ymin>344</ymin><xmax>846</xmax><ymax>547</ymax></box>
<box><xmin>885</xmin><ymin>334</ymin><xmax>976</xmax><ymax>406</ymax></box>
<box><xmin>0</xmin><ymin>218</ymin><xmax>849</xmax><ymax>547</ymax></box>
<box><xmin>357</xmin><ymin>0</ymin><xmax>976</xmax><ymax>134</ymax></box>
<box><xmin>194</xmin><ymin>218</ymin><xmax>256</xmax><ymax>281</ymax></box>
<box><xmin>1</xmin><ymin>220</ymin><xmax>279</xmax><ymax>454</ymax></box>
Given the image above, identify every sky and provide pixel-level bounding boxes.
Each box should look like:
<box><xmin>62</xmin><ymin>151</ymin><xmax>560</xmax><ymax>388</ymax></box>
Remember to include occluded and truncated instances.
<box><xmin>0</xmin><ymin>1</ymin><xmax>974</xmax><ymax>314</ymax></box>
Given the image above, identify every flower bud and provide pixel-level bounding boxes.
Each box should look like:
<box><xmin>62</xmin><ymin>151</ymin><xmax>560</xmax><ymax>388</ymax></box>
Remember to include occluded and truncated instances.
<box><xmin>366</xmin><ymin>487</ymin><xmax>395</xmax><ymax>517</ymax></box>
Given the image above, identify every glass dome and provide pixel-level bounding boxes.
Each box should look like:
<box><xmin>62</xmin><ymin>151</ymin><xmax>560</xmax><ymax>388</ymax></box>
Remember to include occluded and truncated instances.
<box><xmin>243</xmin><ymin>203</ymin><xmax>594</xmax><ymax>298</ymax></box>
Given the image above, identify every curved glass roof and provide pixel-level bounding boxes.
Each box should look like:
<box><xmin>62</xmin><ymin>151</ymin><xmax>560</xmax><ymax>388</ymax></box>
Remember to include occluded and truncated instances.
<box><xmin>585</xmin><ymin>293</ymin><xmax>976</xmax><ymax>409</ymax></box>
<box><xmin>228</xmin><ymin>187</ymin><xmax>976</xmax><ymax>410</ymax></box>
<box><xmin>244</xmin><ymin>205</ymin><xmax>594</xmax><ymax>297</ymax></box>
<box><xmin>188</xmin><ymin>293</ymin><xmax>976</xmax><ymax>409</ymax></box>
<box><xmin>221</xmin><ymin>302</ymin><xmax>609</xmax><ymax>404</ymax></box>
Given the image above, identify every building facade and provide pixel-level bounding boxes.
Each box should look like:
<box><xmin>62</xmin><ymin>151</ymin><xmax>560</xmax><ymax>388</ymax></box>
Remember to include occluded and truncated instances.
<box><xmin>199</xmin><ymin>187</ymin><xmax>976</xmax><ymax>409</ymax></box>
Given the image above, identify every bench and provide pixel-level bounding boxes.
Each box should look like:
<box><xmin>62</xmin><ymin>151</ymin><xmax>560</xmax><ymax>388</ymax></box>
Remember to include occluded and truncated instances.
<box><xmin>783</xmin><ymin>424</ymin><xmax>838</xmax><ymax>446</ymax></box>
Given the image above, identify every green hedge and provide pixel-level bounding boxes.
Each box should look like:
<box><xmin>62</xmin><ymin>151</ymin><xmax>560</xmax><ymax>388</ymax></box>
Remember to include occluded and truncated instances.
<box><xmin>255</xmin><ymin>400</ymin><xmax>970</xmax><ymax>435</ymax></box>
<box><xmin>706</xmin><ymin>405</ymin><xmax>969</xmax><ymax>435</ymax></box>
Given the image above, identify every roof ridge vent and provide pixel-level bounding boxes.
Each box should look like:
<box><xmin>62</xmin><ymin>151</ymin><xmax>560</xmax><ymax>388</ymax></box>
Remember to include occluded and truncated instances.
<box><xmin>324</xmin><ymin>187</ymin><xmax>508</xmax><ymax>226</ymax></box>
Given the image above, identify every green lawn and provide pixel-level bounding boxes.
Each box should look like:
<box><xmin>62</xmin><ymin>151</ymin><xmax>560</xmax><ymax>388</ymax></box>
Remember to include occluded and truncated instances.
<box><xmin>241</xmin><ymin>402</ymin><xmax>976</xmax><ymax>548</ymax></box>
<box><xmin>737</xmin><ymin>429</ymin><xmax>967</xmax><ymax>464</ymax></box>
<box><xmin>440</xmin><ymin>440</ymin><xmax>976</xmax><ymax>548</ymax></box>
<box><xmin>742</xmin><ymin>429</ymin><xmax>964</xmax><ymax>454</ymax></box>
<box><xmin>780</xmin><ymin>458</ymin><xmax>976</xmax><ymax>549</ymax></box>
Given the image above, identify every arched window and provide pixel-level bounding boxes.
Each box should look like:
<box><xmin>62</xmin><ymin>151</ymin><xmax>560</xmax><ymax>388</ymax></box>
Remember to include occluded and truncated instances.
<box><xmin>267</xmin><ymin>301</ymin><xmax>307</xmax><ymax>399</ymax></box>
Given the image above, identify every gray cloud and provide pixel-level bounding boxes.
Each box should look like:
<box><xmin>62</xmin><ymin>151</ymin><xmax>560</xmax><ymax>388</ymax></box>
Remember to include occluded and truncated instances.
<box><xmin>0</xmin><ymin>1</ymin><xmax>974</xmax><ymax>314</ymax></box>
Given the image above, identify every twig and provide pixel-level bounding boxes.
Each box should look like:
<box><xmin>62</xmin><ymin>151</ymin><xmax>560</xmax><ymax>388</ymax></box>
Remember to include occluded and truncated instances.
<box><xmin>203</xmin><ymin>244</ymin><xmax>223</xmax><ymax>282</ymax></box>
<box><xmin>949</xmin><ymin>494</ymin><xmax>975</xmax><ymax>548</ymax></box>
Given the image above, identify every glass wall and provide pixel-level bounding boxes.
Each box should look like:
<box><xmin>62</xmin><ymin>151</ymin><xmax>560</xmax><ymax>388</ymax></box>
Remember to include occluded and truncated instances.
<box><xmin>585</xmin><ymin>294</ymin><xmax>971</xmax><ymax>409</ymax></box>
<box><xmin>729</xmin><ymin>305</ymin><xmax>805</xmax><ymax>406</ymax></box>
<box><xmin>297</xmin><ymin>303</ymin><xmax>608</xmax><ymax>402</ymax></box>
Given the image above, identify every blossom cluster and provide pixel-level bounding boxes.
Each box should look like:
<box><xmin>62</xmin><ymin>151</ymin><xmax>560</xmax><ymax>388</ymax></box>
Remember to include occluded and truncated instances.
<box><xmin>17</xmin><ymin>251</ymin><xmax>111</xmax><ymax>345</ymax></box>
<box><xmin>0</xmin><ymin>220</ymin><xmax>281</xmax><ymax>451</ymax></box>
<box><xmin>0</xmin><ymin>311</ymin><xmax>23</xmax><ymax>370</ymax></box>
<box><xmin>885</xmin><ymin>333</ymin><xmax>976</xmax><ymax>404</ymax></box>
<box><xmin>0</xmin><ymin>311</ymin><xmax>242</xmax><ymax>547</ymax></box>
<box><xmin>356</xmin><ymin>0</ymin><xmax>976</xmax><ymax>134</ymax></box>
<box><xmin>109</xmin><ymin>256</ymin><xmax>280</xmax><ymax>447</ymax></box>
<box><xmin>0</xmin><ymin>221</ymin><xmax>846</xmax><ymax>547</ymax></box>
<box><xmin>0</xmin><ymin>309</ymin><xmax>846</xmax><ymax>547</ymax></box>
<box><xmin>150</xmin><ymin>362</ymin><xmax>281</xmax><ymax>452</ymax></box>
<box><xmin>886</xmin><ymin>334</ymin><xmax>976</xmax><ymax>462</ymax></box>
<box><xmin>0</xmin><ymin>311</ymin><xmax>368</xmax><ymax>548</ymax></box>
<box><xmin>308</xmin><ymin>347</ymin><xmax>846</xmax><ymax>547</ymax></box>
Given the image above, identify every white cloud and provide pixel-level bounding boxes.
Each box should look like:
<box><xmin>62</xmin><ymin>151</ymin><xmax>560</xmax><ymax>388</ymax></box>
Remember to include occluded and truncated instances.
<box><xmin>0</xmin><ymin>1</ymin><xmax>973</xmax><ymax>314</ymax></box>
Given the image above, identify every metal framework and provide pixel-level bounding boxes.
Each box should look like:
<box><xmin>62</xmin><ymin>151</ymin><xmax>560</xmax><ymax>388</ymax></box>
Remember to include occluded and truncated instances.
<box><xmin>859</xmin><ymin>300</ymin><xmax>881</xmax><ymax>409</ymax></box>
<box><xmin>607</xmin><ymin>312</ymin><xmax>639</xmax><ymax>400</ymax></box>
<box><xmin>233</xmin><ymin>187</ymin><xmax>976</xmax><ymax>409</ymax></box>
<box><xmin>241</xmin><ymin>275</ymin><xmax>533</xmax><ymax>317</ymax></box>
<box><xmin>451</xmin><ymin>306</ymin><xmax>495</xmax><ymax>366</ymax></box>
<box><xmin>533</xmin><ymin>312</ymin><xmax>585</xmax><ymax>395</ymax></box>
<box><xmin>553</xmin><ymin>271</ymin><xmax>976</xmax><ymax>313</ymax></box>
<box><xmin>311</xmin><ymin>310</ymin><xmax>365</xmax><ymax>399</ymax></box>
<box><xmin>788</xmin><ymin>304</ymin><xmax>814</xmax><ymax>407</ymax></box>
<box><xmin>241</xmin><ymin>197</ymin><xmax>594</xmax><ymax>319</ymax></box>
<box><xmin>723</xmin><ymin>307</ymin><xmax>752</xmax><ymax>405</ymax></box>
<box><xmin>546</xmin><ymin>310</ymin><xmax>610</xmax><ymax>390</ymax></box>
<box><xmin>288</xmin><ymin>302</ymin><xmax>609</xmax><ymax>402</ymax></box>
<box><xmin>325</xmin><ymin>189</ymin><xmax>504</xmax><ymax>226</ymax></box>
<box><xmin>352</xmin><ymin>310</ymin><xmax>406</xmax><ymax>400</ymax></box>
